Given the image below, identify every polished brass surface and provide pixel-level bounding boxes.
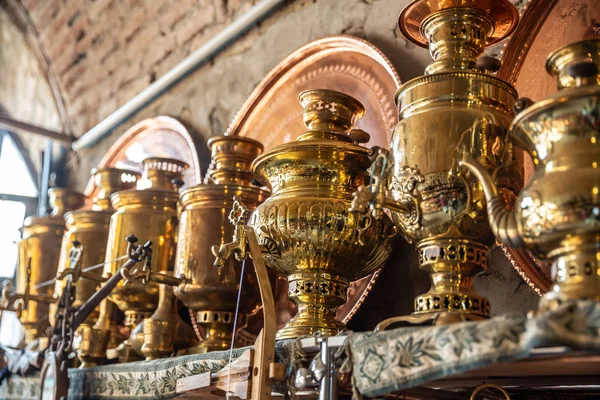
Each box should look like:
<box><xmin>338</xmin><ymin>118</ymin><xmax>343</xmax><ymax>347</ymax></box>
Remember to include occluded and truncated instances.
<box><xmin>352</xmin><ymin>0</ymin><xmax>521</xmax><ymax>325</ymax></box>
<box><xmin>174</xmin><ymin>136</ymin><xmax>268</xmax><ymax>352</ymax></box>
<box><xmin>103</xmin><ymin>157</ymin><xmax>187</xmax><ymax>325</ymax></box>
<box><xmin>140</xmin><ymin>281</ymin><xmax>191</xmax><ymax>359</ymax></box>
<box><xmin>223</xmin><ymin>89</ymin><xmax>395</xmax><ymax>339</ymax></box>
<box><xmin>73</xmin><ymin>323</ymin><xmax>111</xmax><ymax>368</ymax></box>
<box><xmin>52</xmin><ymin>168</ymin><xmax>140</xmax><ymax>328</ymax></box>
<box><xmin>227</xmin><ymin>35</ymin><xmax>402</xmax><ymax>335</ymax></box>
<box><xmin>13</xmin><ymin>189</ymin><xmax>85</xmax><ymax>343</ymax></box>
<box><xmin>459</xmin><ymin>39</ymin><xmax>600</xmax><ymax>306</ymax></box>
<box><xmin>398</xmin><ymin>0</ymin><xmax>519</xmax><ymax>49</ymax></box>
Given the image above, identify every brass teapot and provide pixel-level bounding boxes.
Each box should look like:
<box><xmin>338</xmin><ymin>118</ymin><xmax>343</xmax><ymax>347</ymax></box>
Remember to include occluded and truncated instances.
<box><xmin>351</xmin><ymin>0</ymin><xmax>522</xmax><ymax>326</ymax></box>
<box><xmin>216</xmin><ymin>89</ymin><xmax>396</xmax><ymax>339</ymax></box>
<box><xmin>459</xmin><ymin>39</ymin><xmax>600</xmax><ymax>305</ymax></box>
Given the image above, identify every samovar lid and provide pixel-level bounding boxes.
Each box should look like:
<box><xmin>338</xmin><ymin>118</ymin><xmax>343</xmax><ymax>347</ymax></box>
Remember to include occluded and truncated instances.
<box><xmin>251</xmin><ymin>89</ymin><xmax>372</xmax><ymax>190</ymax></box>
<box><xmin>398</xmin><ymin>0</ymin><xmax>519</xmax><ymax>48</ymax></box>
<box><xmin>91</xmin><ymin>167</ymin><xmax>141</xmax><ymax>210</ymax></box>
<box><xmin>137</xmin><ymin>157</ymin><xmax>189</xmax><ymax>191</ymax></box>
<box><xmin>47</xmin><ymin>188</ymin><xmax>86</xmax><ymax>217</ymax></box>
<box><xmin>204</xmin><ymin>136</ymin><xmax>264</xmax><ymax>185</ymax></box>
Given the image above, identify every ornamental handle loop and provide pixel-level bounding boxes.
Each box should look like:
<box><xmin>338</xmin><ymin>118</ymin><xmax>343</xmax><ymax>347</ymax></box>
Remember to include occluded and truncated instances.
<box><xmin>470</xmin><ymin>384</ymin><xmax>512</xmax><ymax>400</ymax></box>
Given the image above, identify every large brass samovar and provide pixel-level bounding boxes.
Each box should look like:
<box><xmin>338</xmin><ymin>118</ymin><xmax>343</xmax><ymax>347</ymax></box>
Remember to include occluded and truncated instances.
<box><xmin>171</xmin><ymin>136</ymin><xmax>268</xmax><ymax>352</ymax></box>
<box><xmin>98</xmin><ymin>157</ymin><xmax>187</xmax><ymax>361</ymax></box>
<box><xmin>11</xmin><ymin>189</ymin><xmax>85</xmax><ymax>343</ymax></box>
<box><xmin>459</xmin><ymin>39</ymin><xmax>600</xmax><ymax>306</ymax></box>
<box><xmin>216</xmin><ymin>89</ymin><xmax>395</xmax><ymax>339</ymax></box>
<box><xmin>351</xmin><ymin>0</ymin><xmax>522</xmax><ymax>325</ymax></box>
<box><xmin>52</xmin><ymin>168</ymin><xmax>140</xmax><ymax>324</ymax></box>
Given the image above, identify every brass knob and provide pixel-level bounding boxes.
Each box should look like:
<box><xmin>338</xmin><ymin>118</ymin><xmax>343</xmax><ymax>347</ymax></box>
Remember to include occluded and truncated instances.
<box><xmin>349</xmin><ymin>129</ymin><xmax>370</xmax><ymax>144</ymax></box>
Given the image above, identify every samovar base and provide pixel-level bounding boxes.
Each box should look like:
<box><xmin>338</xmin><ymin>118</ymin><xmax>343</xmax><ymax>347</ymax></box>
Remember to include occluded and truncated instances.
<box><xmin>276</xmin><ymin>313</ymin><xmax>346</xmax><ymax>340</ymax></box>
<box><xmin>537</xmin><ymin>247</ymin><xmax>600</xmax><ymax>313</ymax></box>
<box><xmin>75</xmin><ymin>324</ymin><xmax>111</xmax><ymax>368</ymax></box>
<box><xmin>195</xmin><ymin>310</ymin><xmax>249</xmax><ymax>353</ymax></box>
<box><xmin>278</xmin><ymin>271</ymin><xmax>349</xmax><ymax>339</ymax></box>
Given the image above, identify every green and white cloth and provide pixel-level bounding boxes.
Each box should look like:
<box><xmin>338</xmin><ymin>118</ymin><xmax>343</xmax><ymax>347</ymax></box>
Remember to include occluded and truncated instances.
<box><xmin>347</xmin><ymin>300</ymin><xmax>600</xmax><ymax>397</ymax></box>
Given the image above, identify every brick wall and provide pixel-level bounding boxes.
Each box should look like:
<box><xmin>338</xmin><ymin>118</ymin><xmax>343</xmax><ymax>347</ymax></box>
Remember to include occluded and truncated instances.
<box><xmin>20</xmin><ymin>0</ymin><xmax>258</xmax><ymax>135</ymax></box>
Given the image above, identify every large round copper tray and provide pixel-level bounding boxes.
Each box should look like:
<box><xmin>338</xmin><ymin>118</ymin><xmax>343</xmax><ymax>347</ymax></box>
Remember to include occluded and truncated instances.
<box><xmin>83</xmin><ymin>116</ymin><xmax>201</xmax><ymax>199</ymax></box>
<box><xmin>496</xmin><ymin>0</ymin><xmax>600</xmax><ymax>294</ymax></box>
<box><xmin>227</xmin><ymin>35</ymin><xmax>400</xmax><ymax>331</ymax></box>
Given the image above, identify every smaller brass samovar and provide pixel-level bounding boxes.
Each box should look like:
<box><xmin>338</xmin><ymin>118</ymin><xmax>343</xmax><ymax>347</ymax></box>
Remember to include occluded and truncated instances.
<box><xmin>351</xmin><ymin>0</ymin><xmax>522</xmax><ymax>326</ymax></box>
<box><xmin>215</xmin><ymin>89</ymin><xmax>395</xmax><ymax>339</ymax></box>
<box><xmin>52</xmin><ymin>168</ymin><xmax>140</xmax><ymax>325</ymax></box>
<box><xmin>459</xmin><ymin>39</ymin><xmax>600</xmax><ymax>307</ymax></box>
<box><xmin>4</xmin><ymin>189</ymin><xmax>85</xmax><ymax>344</ymax></box>
<box><xmin>99</xmin><ymin>157</ymin><xmax>187</xmax><ymax>361</ymax></box>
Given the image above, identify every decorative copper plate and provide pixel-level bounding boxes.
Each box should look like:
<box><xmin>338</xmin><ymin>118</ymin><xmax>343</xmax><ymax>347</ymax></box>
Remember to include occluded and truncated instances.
<box><xmin>398</xmin><ymin>0</ymin><xmax>520</xmax><ymax>48</ymax></box>
<box><xmin>496</xmin><ymin>0</ymin><xmax>600</xmax><ymax>294</ymax></box>
<box><xmin>227</xmin><ymin>35</ymin><xmax>400</xmax><ymax>327</ymax></box>
<box><xmin>83</xmin><ymin>116</ymin><xmax>201</xmax><ymax>199</ymax></box>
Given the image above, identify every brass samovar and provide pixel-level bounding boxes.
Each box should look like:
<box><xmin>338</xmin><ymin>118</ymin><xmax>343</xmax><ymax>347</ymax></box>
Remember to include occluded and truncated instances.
<box><xmin>459</xmin><ymin>39</ymin><xmax>600</xmax><ymax>307</ymax></box>
<box><xmin>147</xmin><ymin>136</ymin><xmax>269</xmax><ymax>353</ymax></box>
<box><xmin>351</xmin><ymin>0</ymin><xmax>522</xmax><ymax>326</ymax></box>
<box><xmin>52</xmin><ymin>168</ymin><xmax>140</xmax><ymax>325</ymax></box>
<box><xmin>6</xmin><ymin>189</ymin><xmax>85</xmax><ymax>344</ymax></box>
<box><xmin>215</xmin><ymin>89</ymin><xmax>395</xmax><ymax>339</ymax></box>
<box><xmin>100</xmin><ymin>157</ymin><xmax>188</xmax><ymax>360</ymax></box>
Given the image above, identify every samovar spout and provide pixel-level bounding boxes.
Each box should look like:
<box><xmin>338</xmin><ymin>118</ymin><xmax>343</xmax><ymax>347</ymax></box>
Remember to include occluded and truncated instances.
<box><xmin>458</xmin><ymin>151</ymin><xmax>524</xmax><ymax>249</ymax></box>
<box><xmin>211</xmin><ymin>242</ymin><xmax>242</xmax><ymax>267</ymax></box>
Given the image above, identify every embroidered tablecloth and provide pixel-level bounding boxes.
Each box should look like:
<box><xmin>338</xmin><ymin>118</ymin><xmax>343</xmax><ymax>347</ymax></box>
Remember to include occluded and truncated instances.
<box><xmin>0</xmin><ymin>340</ymin><xmax>296</xmax><ymax>400</ymax></box>
<box><xmin>347</xmin><ymin>300</ymin><xmax>600</xmax><ymax>397</ymax></box>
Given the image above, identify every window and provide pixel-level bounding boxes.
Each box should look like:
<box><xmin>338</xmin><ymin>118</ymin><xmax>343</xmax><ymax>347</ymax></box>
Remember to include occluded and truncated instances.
<box><xmin>0</xmin><ymin>130</ymin><xmax>38</xmax><ymax>347</ymax></box>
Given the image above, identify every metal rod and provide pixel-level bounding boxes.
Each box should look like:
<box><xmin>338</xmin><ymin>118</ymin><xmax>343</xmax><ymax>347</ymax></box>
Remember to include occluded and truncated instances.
<box><xmin>0</xmin><ymin>115</ymin><xmax>72</xmax><ymax>143</ymax></box>
<box><xmin>72</xmin><ymin>0</ymin><xmax>286</xmax><ymax>151</ymax></box>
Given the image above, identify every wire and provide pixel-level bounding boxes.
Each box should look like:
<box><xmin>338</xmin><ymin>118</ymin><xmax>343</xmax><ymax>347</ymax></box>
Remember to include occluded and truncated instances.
<box><xmin>226</xmin><ymin>258</ymin><xmax>246</xmax><ymax>399</ymax></box>
<box><xmin>32</xmin><ymin>255</ymin><xmax>129</xmax><ymax>289</ymax></box>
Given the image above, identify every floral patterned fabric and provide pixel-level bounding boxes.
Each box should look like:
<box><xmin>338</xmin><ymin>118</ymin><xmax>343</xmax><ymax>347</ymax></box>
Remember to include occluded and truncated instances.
<box><xmin>348</xmin><ymin>300</ymin><xmax>600</xmax><ymax>397</ymax></box>
<box><xmin>0</xmin><ymin>340</ymin><xmax>295</xmax><ymax>399</ymax></box>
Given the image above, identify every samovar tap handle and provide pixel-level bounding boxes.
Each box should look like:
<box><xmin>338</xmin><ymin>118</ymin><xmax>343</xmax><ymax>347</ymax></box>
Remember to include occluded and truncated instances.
<box><xmin>211</xmin><ymin>195</ymin><xmax>250</xmax><ymax>266</ymax></box>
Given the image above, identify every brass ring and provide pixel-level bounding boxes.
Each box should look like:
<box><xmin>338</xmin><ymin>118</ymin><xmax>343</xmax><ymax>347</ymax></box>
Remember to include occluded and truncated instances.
<box><xmin>470</xmin><ymin>384</ymin><xmax>511</xmax><ymax>400</ymax></box>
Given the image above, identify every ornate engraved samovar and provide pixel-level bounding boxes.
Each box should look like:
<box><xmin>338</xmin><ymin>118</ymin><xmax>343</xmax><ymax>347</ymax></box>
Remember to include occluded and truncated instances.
<box><xmin>7</xmin><ymin>189</ymin><xmax>85</xmax><ymax>344</ymax></box>
<box><xmin>165</xmin><ymin>136</ymin><xmax>269</xmax><ymax>352</ymax></box>
<box><xmin>100</xmin><ymin>157</ymin><xmax>187</xmax><ymax>360</ymax></box>
<box><xmin>459</xmin><ymin>39</ymin><xmax>600</xmax><ymax>307</ymax></box>
<box><xmin>215</xmin><ymin>89</ymin><xmax>395</xmax><ymax>339</ymax></box>
<box><xmin>52</xmin><ymin>168</ymin><xmax>140</xmax><ymax>325</ymax></box>
<box><xmin>351</xmin><ymin>0</ymin><xmax>522</xmax><ymax>326</ymax></box>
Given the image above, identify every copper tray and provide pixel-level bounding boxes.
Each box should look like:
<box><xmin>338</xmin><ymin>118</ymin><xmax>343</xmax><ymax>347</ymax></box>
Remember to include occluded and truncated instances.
<box><xmin>496</xmin><ymin>0</ymin><xmax>600</xmax><ymax>294</ymax></box>
<box><xmin>227</xmin><ymin>35</ymin><xmax>400</xmax><ymax>330</ymax></box>
<box><xmin>83</xmin><ymin>116</ymin><xmax>201</xmax><ymax>200</ymax></box>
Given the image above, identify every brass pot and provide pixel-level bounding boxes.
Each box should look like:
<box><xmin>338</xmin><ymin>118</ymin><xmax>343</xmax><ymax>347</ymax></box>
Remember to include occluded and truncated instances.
<box><xmin>103</xmin><ymin>158</ymin><xmax>187</xmax><ymax>327</ymax></box>
<box><xmin>352</xmin><ymin>0</ymin><xmax>522</xmax><ymax>325</ymax></box>
<box><xmin>15</xmin><ymin>189</ymin><xmax>85</xmax><ymax>343</ymax></box>
<box><xmin>459</xmin><ymin>39</ymin><xmax>600</xmax><ymax>305</ymax></box>
<box><xmin>248</xmin><ymin>89</ymin><xmax>395</xmax><ymax>339</ymax></box>
<box><xmin>52</xmin><ymin>168</ymin><xmax>140</xmax><ymax>327</ymax></box>
<box><xmin>174</xmin><ymin>136</ymin><xmax>268</xmax><ymax>352</ymax></box>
